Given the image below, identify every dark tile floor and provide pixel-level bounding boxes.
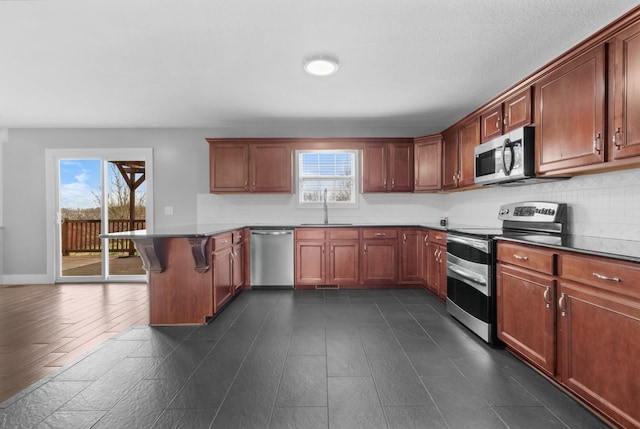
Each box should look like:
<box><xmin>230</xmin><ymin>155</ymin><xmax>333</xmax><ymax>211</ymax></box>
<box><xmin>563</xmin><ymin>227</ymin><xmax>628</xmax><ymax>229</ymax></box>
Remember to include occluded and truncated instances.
<box><xmin>0</xmin><ymin>289</ymin><xmax>608</xmax><ymax>429</ymax></box>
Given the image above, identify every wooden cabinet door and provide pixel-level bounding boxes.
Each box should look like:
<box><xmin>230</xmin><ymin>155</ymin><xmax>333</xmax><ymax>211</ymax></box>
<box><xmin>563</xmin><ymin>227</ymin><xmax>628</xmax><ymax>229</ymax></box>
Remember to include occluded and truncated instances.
<box><xmin>558</xmin><ymin>281</ymin><xmax>640</xmax><ymax>429</ymax></box>
<box><xmin>388</xmin><ymin>141</ymin><xmax>414</xmax><ymax>192</ymax></box>
<box><xmin>212</xmin><ymin>247</ymin><xmax>233</xmax><ymax>313</ymax></box>
<box><xmin>536</xmin><ymin>45</ymin><xmax>606</xmax><ymax>174</ymax></box>
<box><xmin>437</xmin><ymin>244</ymin><xmax>447</xmax><ymax>301</ymax></box>
<box><xmin>209</xmin><ymin>143</ymin><xmax>249</xmax><ymax>192</ymax></box>
<box><xmin>400</xmin><ymin>229</ymin><xmax>422</xmax><ymax>283</ymax></box>
<box><xmin>481</xmin><ymin>104</ymin><xmax>503</xmax><ymax>143</ymax></box>
<box><xmin>441</xmin><ymin>127</ymin><xmax>459</xmax><ymax>190</ymax></box>
<box><xmin>295</xmin><ymin>240</ymin><xmax>325</xmax><ymax>285</ymax></box>
<box><xmin>362</xmin><ymin>142</ymin><xmax>388</xmax><ymax>192</ymax></box>
<box><xmin>611</xmin><ymin>21</ymin><xmax>640</xmax><ymax>160</ymax></box>
<box><xmin>414</xmin><ymin>136</ymin><xmax>442</xmax><ymax>191</ymax></box>
<box><xmin>426</xmin><ymin>243</ymin><xmax>440</xmax><ymax>296</ymax></box>
<box><xmin>328</xmin><ymin>240</ymin><xmax>359</xmax><ymax>285</ymax></box>
<box><xmin>251</xmin><ymin>144</ymin><xmax>292</xmax><ymax>193</ymax></box>
<box><xmin>420</xmin><ymin>231</ymin><xmax>430</xmax><ymax>285</ymax></box>
<box><xmin>362</xmin><ymin>239</ymin><xmax>397</xmax><ymax>284</ymax></box>
<box><xmin>231</xmin><ymin>243</ymin><xmax>244</xmax><ymax>295</ymax></box>
<box><xmin>504</xmin><ymin>87</ymin><xmax>532</xmax><ymax>133</ymax></box>
<box><xmin>457</xmin><ymin>118</ymin><xmax>480</xmax><ymax>188</ymax></box>
<box><xmin>497</xmin><ymin>263</ymin><xmax>556</xmax><ymax>377</ymax></box>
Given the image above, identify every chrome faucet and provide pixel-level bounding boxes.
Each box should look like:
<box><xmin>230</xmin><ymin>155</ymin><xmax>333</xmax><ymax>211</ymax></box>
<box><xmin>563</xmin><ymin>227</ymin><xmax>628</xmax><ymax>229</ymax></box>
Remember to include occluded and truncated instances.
<box><xmin>323</xmin><ymin>188</ymin><xmax>329</xmax><ymax>224</ymax></box>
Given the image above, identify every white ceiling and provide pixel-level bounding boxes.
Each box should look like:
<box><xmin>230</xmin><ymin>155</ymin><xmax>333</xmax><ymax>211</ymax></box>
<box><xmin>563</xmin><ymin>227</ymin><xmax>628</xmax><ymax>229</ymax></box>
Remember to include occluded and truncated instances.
<box><xmin>1</xmin><ymin>1</ymin><xmax>638</xmax><ymax>136</ymax></box>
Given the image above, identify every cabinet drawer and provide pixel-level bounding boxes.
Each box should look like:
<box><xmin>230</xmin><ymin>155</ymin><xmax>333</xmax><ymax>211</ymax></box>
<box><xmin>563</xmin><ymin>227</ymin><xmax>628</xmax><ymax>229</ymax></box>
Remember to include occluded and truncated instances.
<box><xmin>497</xmin><ymin>242</ymin><xmax>555</xmax><ymax>275</ymax></box>
<box><xmin>428</xmin><ymin>230</ymin><xmax>447</xmax><ymax>245</ymax></box>
<box><xmin>295</xmin><ymin>229</ymin><xmax>326</xmax><ymax>240</ymax></box>
<box><xmin>328</xmin><ymin>229</ymin><xmax>359</xmax><ymax>240</ymax></box>
<box><xmin>213</xmin><ymin>233</ymin><xmax>233</xmax><ymax>250</ymax></box>
<box><xmin>362</xmin><ymin>228</ymin><xmax>398</xmax><ymax>239</ymax></box>
<box><xmin>232</xmin><ymin>229</ymin><xmax>245</xmax><ymax>244</ymax></box>
<box><xmin>559</xmin><ymin>253</ymin><xmax>640</xmax><ymax>298</ymax></box>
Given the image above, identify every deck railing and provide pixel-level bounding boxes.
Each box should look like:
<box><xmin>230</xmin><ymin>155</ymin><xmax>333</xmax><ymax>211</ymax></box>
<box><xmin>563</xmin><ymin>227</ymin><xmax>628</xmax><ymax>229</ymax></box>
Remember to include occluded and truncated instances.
<box><xmin>61</xmin><ymin>219</ymin><xmax>145</xmax><ymax>255</ymax></box>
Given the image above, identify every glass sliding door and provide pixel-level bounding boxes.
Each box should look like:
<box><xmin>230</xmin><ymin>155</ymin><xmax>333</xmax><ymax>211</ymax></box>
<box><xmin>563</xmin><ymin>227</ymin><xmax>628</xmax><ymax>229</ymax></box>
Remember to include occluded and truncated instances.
<box><xmin>56</xmin><ymin>157</ymin><xmax>147</xmax><ymax>282</ymax></box>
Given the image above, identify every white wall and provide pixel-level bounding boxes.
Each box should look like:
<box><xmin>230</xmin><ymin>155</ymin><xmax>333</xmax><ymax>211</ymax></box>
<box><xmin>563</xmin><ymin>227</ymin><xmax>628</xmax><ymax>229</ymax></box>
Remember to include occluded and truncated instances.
<box><xmin>3</xmin><ymin>126</ymin><xmax>640</xmax><ymax>282</ymax></box>
<box><xmin>3</xmin><ymin>128</ymin><xmax>212</xmax><ymax>281</ymax></box>
<box><xmin>198</xmin><ymin>167</ymin><xmax>640</xmax><ymax>242</ymax></box>
<box><xmin>444</xmin><ymin>168</ymin><xmax>640</xmax><ymax>241</ymax></box>
<box><xmin>197</xmin><ymin>192</ymin><xmax>446</xmax><ymax>225</ymax></box>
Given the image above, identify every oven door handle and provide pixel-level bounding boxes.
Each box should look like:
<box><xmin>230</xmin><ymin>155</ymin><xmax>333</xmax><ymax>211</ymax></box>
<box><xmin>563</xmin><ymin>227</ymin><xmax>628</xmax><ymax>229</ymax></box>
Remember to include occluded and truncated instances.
<box><xmin>447</xmin><ymin>235</ymin><xmax>489</xmax><ymax>252</ymax></box>
<box><xmin>447</xmin><ymin>265</ymin><xmax>487</xmax><ymax>287</ymax></box>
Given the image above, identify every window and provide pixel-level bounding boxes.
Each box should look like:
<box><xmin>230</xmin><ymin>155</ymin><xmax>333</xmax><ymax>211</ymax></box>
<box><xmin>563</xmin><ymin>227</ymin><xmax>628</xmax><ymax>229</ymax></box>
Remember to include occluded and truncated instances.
<box><xmin>297</xmin><ymin>150</ymin><xmax>358</xmax><ymax>205</ymax></box>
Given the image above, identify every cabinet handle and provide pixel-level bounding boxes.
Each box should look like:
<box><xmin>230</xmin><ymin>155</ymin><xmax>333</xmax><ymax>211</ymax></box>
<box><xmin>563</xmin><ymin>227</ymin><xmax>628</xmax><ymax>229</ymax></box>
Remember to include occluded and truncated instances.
<box><xmin>543</xmin><ymin>287</ymin><xmax>551</xmax><ymax>308</ymax></box>
<box><xmin>503</xmin><ymin>115</ymin><xmax>508</xmax><ymax>125</ymax></box>
<box><xmin>613</xmin><ymin>127</ymin><xmax>622</xmax><ymax>148</ymax></box>
<box><xmin>453</xmin><ymin>174</ymin><xmax>457</xmax><ymax>182</ymax></box>
<box><xmin>391</xmin><ymin>178</ymin><xmax>395</xmax><ymax>188</ymax></box>
<box><xmin>424</xmin><ymin>235</ymin><xmax>428</xmax><ymax>244</ymax></box>
<box><xmin>592</xmin><ymin>272</ymin><xmax>621</xmax><ymax>282</ymax></box>
<box><xmin>403</xmin><ymin>233</ymin><xmax>407</xmax><ymax>243</ymax></box>
<box><xmin>375</xmin><ymin>232</ymin><xmax>385</xmax><ymax>237</ymax></box>
<box><xmin>593</xmin><ymin>133</ymin><xmax>602</xmax><ymax>154</ymax></box>
<box><xmin>513</xmin><ymin>254</ymin><xmax>528</xmax><ymax>261</ymax></box>
<box><xmin>364</xmin><ymin>244</ymin><xmax>367</xmax><ymax>253</ymax></box>
<box><xmin>221</xmin><ymin>239</ymin><xmax>229</xmax><ymax>244</ymax></box>
<box><xmin>383</xmin><ymin>179</ymin><xmax>387</xmax><ymax>188</ymax></box>
<box><xmin>496</xmin><ymin>119</ymin><xmax>500</xmax><ymax>129</ymax></box>
<box><xmin>558</xmin><ymin>292</ymin><xmax>567</xmax><ymax>317</ymax></box>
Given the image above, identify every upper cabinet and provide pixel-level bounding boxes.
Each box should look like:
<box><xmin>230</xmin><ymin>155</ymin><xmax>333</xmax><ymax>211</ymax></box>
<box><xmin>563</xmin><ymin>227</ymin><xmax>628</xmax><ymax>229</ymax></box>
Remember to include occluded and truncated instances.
<box><xmin>441</xmin><ymin>127</ymin><xmax>459</xmax><ymax>190</ymax></box>
<box><xmin>481</xmin><ymin>87</ymin><xmax>532</xmax><ymax>143</ymax></box>
<box><xmin>208</xmin><ymin>141</ymin><xmax>292</xmax><ymax>193</ymax></box>
<box><xmin>535</xmin><ymin>45</ymin><xmax>606</xmax><ymax>174</ymax></box>
<box><xmin>457</xmin><ymin>117</ymin><xmax>480</xmax><ymax>188</ymax></box>
<box><xmin>362</xmin><ymin>140</ymin><xmax>414</xmax><ymax>192</ymax></box>
<box><xmin>610</xmin><ymin>20</ymin><xmax>640</xmax><ymax>161</ymax></box>
<box><xmin>413</xmin><ymin>135</ymin><xmax>442</xmax><ymax>192</ymax></box>
<box><xmin>441</xmin><ymin>118</ymin><xmax>478</xmax><ymax>190</ymax></box>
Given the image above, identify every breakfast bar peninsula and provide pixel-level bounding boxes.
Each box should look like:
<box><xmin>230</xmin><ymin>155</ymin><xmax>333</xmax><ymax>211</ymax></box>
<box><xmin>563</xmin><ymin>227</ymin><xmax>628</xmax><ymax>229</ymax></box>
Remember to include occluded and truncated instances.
<box><xmin>103</xmin><ymin>225</ymin><xmax>248</xmax><ymax>325</ymax></box>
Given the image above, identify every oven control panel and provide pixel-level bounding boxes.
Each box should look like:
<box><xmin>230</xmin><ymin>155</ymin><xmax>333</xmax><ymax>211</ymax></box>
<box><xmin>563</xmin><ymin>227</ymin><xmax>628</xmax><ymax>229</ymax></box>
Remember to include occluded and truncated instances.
<box><xmin>498</xmin><ymin>201</ymin><xmax>566</xmax><ymax>223</ymax></box>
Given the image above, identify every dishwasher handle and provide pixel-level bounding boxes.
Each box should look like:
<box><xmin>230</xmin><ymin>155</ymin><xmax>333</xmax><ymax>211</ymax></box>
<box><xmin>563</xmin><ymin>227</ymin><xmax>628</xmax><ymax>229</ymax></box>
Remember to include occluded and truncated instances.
<box><xmin>250</xmin><ymin>230</ymin><xmax>293</xmax><ymax>236</ymax></box>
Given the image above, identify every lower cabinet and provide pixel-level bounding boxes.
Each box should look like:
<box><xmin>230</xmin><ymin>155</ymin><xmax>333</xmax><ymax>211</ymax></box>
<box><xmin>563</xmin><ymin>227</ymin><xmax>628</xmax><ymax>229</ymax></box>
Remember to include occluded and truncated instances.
<box><xmin>295</xmin><ymin>228</ymin><xmax>359</xmax><ymax>287</ymax></box>
<box><xmin>497</xmin><ymin>241</ymin><xmax>640</xmax><ymax>429</ymax></box>
<box><xmin>425</xmin><ymin>229</ymin><xmax>447</xmax><ymax>301</ymax></box>
<box><xmin>231</xmin><ymin>230</ymin><xmax>245</xmax><ymax>295</ymax></box>
<box><xmin>557</xmin><ymin>253</ymin><xmax>640</xmax><ymax>429</ymax></box>
<box><xmin>361</xmin><ymin>228</ymin><xmax>398</xmax><ymax>284</ymax></box>
<box><xmin>496</xmin><ymin>263</ymin><xmax>556</xmax><ymax>377</ymax></box>
<box><xmin>212</xmin><ymin>233</ymin><xmax>234</xmax><ymax>313</ymax></box>
<box><xmin>400</xmin><ymin>229</ymin><xmax>422</xmax><ymax>283</ymax></box>
<box><xmin>212</xmin><ymin>229</ymin><xmax>246</xmax><ymax>313</ymax></box>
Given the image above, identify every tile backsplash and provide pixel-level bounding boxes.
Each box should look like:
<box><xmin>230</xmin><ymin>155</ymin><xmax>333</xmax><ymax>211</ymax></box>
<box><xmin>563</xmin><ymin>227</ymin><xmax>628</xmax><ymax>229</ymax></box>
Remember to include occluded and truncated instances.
<box><xmin>198</xmin><ymin>168</ymin><xmax>640</xmax><ymax>241</ymax></box>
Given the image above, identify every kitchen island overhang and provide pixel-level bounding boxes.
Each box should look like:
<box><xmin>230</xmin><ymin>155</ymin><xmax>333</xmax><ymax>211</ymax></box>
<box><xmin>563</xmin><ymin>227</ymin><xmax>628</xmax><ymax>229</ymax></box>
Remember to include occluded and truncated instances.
<box><xmin>101</xmin><ymin>225</ymin><xmax>247</xmax><ymax>325</ymax></box>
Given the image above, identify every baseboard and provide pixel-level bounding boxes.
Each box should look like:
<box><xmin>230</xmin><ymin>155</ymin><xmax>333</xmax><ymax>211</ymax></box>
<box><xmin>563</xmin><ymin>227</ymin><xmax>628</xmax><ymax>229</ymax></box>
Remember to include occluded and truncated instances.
<box><xmin>1</xmin><ymin>274</ymin><xmax>54</xmax><ymax>286</ymax></box>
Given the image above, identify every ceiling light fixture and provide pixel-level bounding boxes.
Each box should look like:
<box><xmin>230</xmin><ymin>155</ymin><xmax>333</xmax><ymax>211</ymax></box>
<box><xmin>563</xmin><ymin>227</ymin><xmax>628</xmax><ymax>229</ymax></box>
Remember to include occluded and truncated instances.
<box><xmin>303</xmin><ymin>56</ymin><xmax>339</xmax><ymax>76</ymax></box>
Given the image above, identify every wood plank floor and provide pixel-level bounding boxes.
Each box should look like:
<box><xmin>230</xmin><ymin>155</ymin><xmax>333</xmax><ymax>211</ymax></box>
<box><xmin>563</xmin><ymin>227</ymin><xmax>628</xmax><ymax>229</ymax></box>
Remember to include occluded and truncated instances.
<box><xmin>0</xmin><ymin>283</ymin><xmax>149</xmax><ymax>404</ymax></box>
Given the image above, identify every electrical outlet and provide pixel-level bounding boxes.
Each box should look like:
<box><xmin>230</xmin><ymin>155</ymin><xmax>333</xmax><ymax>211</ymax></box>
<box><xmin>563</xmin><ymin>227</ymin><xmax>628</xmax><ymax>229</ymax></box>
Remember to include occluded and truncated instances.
<box><xmin>164</xmin><ymin>206</ymin><xmax>174</xmax><ymax>216</ymax></box>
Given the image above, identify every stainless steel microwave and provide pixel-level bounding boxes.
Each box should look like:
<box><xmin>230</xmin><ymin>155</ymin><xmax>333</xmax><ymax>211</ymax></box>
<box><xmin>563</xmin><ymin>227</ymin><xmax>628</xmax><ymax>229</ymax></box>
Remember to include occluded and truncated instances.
<box><xmin>474</xmin><ymin>126</ymin><xmax>535</xmax><ymax>185</ymax></box>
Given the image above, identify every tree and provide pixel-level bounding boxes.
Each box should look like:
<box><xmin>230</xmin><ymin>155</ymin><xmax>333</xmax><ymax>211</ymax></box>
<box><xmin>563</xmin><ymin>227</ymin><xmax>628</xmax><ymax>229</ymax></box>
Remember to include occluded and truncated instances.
<box><xmin>92</xmin><ymin>163</ymin><xmax>146</xmax><ymax>220</ymax></box>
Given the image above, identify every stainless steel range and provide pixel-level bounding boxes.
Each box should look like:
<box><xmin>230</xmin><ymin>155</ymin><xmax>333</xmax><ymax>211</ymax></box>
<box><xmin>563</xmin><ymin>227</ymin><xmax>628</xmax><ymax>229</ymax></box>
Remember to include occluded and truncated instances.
<box><xmin>445</xmin><ymin>201</ymin><xmax>567</xmax><ymax>345</ymax></box>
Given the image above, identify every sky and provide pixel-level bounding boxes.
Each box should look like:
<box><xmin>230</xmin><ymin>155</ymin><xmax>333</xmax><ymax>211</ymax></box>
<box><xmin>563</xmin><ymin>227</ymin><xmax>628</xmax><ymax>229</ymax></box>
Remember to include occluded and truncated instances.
<box><xmin>59</xmin><ymin>159</ymin><xmax>146</xmax><ymax>209</ymax></box>
<box><xmin>59</xmin><ymin>159</ymin><xmax>101</xmax><ymax>209</ymax></box>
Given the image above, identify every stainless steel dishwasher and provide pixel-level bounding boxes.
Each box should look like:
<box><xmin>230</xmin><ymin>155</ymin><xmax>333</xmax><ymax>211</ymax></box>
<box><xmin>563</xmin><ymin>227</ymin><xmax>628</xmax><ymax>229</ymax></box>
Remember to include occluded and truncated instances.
<box><xmin>250</xmin><ymin>228</ymin><xmax>295</xmax><ymax>288</ymax></box>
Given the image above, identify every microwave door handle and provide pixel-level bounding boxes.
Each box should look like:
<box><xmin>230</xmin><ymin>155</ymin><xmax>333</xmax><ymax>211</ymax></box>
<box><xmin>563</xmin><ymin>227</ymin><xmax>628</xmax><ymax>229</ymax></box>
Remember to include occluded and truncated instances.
<box><xmin>502</xmin><ymin>138</ymin><xmax>514</xmax><ymax>175</ymax></box>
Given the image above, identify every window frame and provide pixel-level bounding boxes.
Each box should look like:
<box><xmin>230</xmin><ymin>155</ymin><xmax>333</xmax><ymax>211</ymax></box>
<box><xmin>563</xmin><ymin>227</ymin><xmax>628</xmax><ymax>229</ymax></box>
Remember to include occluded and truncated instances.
<box><xmin>295</xmin><ymin>149</ymin><xmax>360</xmax><ymax>209</ymax></box>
